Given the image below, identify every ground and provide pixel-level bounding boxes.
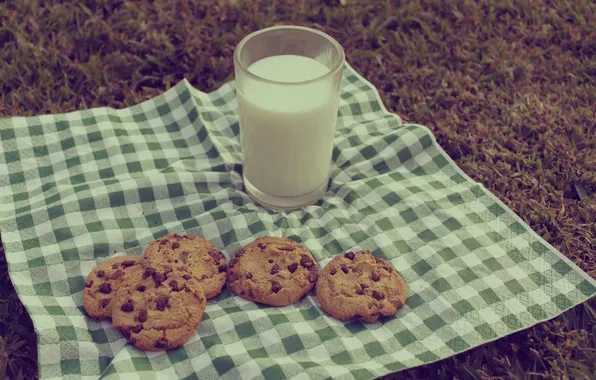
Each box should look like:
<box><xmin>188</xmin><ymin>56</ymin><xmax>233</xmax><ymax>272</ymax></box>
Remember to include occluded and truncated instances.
<box><xmin>0</xmin><ymin>0</ymin><xmax>595</xmax><ymax>379</ymax></box>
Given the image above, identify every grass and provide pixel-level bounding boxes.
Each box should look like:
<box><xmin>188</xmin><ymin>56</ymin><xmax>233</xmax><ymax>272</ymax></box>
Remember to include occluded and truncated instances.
<box><xmin>0</xmin><ymin>0</ymin><xmax>594</xmax><ymax>378</ymax></box>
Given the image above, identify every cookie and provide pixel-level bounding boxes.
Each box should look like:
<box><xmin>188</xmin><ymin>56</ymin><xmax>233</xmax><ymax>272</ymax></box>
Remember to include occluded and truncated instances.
<box><xmin>143</xmin><ymin>233</ymin><xmax>227</xmax><ymax>299</ymax></box>
<box><xmin>227</xmin><ymin>237</ymin><xmax>319</xmax><ymax>307</ymax></box>
<box><xmin>111</xmin><ymin>269</ymin><xmax>207</xmax><ymax>351</ymax></box>
<box><xmin>316</xmin><ymin>251</ymin><xmax>407</xmax><ymax>323</ymax></box>
<box><xmin>82</xmin><ymin>255</ymin><xmax>144</xmax><ymax>320</ymax></box>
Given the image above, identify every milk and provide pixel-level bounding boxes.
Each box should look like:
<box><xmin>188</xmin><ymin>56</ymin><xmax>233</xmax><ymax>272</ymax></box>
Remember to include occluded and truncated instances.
<box><xmin>237</xmin><ymin>55</ymin><xmax>339</xmax><ymax>199</ymax></box>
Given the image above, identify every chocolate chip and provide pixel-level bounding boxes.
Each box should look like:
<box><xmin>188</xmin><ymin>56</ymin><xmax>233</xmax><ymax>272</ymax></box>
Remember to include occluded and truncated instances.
<box><xmin>183</xmin><ymin>235</ymin><xmax>191</xmax><ymax>240</ymax></box>
<box><xmin>121</xmin><ymin>302</ymin><xmax>134</xmax><ymax>312</ymax></box>
<box><xmin>268</xmin><ymin>259</ymin><xmax>274</xmax><ymax>263</ymax></box>
<box><xmin>356</xmin><ymin>289</ymin><xmax>364</xmax><ymax>295</ymax></box>
<box><xmin>287</xmin><ymin>263</ymin><xmax>298</xmax><ymax>273</ymax></box>
<box><xmin>371</xmin><ymin>271</ymin><xmax>380</xmax><ymax>282</ymax></box>
<box><xmin>137</xmin><ymin>310</ymin><xmax>148</xmax><ymax>323</ymax></box>
<box><xmin>153</xmin><ymin>272</ymin><xmax>166</xmax><ymax>287</ymax></box>
<box><xmin>271</xmin><ymin>281</ymin><xmax>281</xmax><ymax>293</ymax></box>
<box><xmin>155</xmin><ymin>296</ymin><xmax>169</xmax><ymax>311</ymax></box>
<box><xmin>270</xmin><ymin>264</ymin><xmax>280</xmax><ymax>275</ymax></box>
<box><xmin>209</xmin><ymin>250</ymin><xmax>224</xmax><ymax>262</ymax></box>
<box><xmin>154</xmin><ymin>338</ymin><xmax>168</xmax><ymax>349</ymax></box>
<box><xmin>330</xmin><ymin>268</ymin><xmax>337</xmax><ymax>275</ymax></box>
<box><xmin>121</xmin><ymin>260</ymin><xmax>136</xmax><ymax>268</ymax></box>
<box><xmin>180</xmin><ymin>251</ymin><xmax>189</xmax><ymax>263</ymax></box>
<box><xmin>97</xmin><ymin>270</ymin><xmax>105</xmax><ymax>278</ymax></box>
<box><xmin>372</xmin><ymin>290</ymin><xmax>384</xmax><ymax>300</ymax></box>
<box><xmin>200</xmin><ymin>274</ymin><xmax>208</xmax><ymax>280</ymax></box>
<box><xmin>240</xmin><ymin>290</ymin><xmax>246</xmax><ymax>296</ymax></box>
<box><xmin>112</xmin><ymin>264</ymin><xmax>118</xmax><ymax>269</ymax></box>
<box><xmin>160</xmin><ymin>239</ymin><xmax>169</xmax><ymax>245</ymax></box>
<box><xmin>110</xmin><ymin>270</ymin><xmax>123</xmax><ymax>280</ymax></box>
<box><xmin>374</xmin><ymin>257</ymin><xmax>384</xmax><ymax>264</ymax></box>
<box><xmin>218</xmin><ymin>264</ymin><xmax>227</xmax><ymax>273</ymax></box>
<box><xmin>136</xmin><ymin>285</ymin><xmax>146</xmax><ymax>292</ymax></box>
<box><xmin>257</xmin><ymin>242</ymin><xmax>267</xmax><ymax>250</ymax></box>
<box><xmin>300</xmin><ymin>255</ymin><xmax>313</xmax><ymax>268</ymax></box>
<box><xmin>99</xmin><ymin>282</ymin><xmax>111</xmax><ymax>294</ymax></box>
<box><xmin>172</xmin><ymin>242</ymin><xmax>180</xmax><ymax>249</ymax></box>
<box><xmin>173</xmin><ymin>234</ymin><xmax>182</xmax><ymax>239</ymax></box>
<box><xmin>143</xmin><ymin>268</ymin><xmax>155</xmax><ymax>279</ymax></box>
<box><xmin>360</xmin><ymin>283</ymin><xmax>369</xmax><ymax>289</ymax></box>
<box><xmin>184</xmin><ymin>285</ymin><xmax>191</xmax><ymax>292</ymax></box>
<box><xmin>121</xmin><ymin>328</ymin><xmax>131</xmax><ymax>339</ymax></box>
<box><xmin>245</xmin><ymin>273</ymin><xmax>253</xmax><ymax>279</ymax></box>
<box><xmin>344</xmin><ymin>251</ymin><xmax>355</xmax><ymax>260</ymax></box>
<box><xmin>183</xmin><ymin>274</ymin><xmax>191</xmax><ymax>280</ymax></box>
<box><xmin>85</xmin><ymin>280</ymin><xmax>93</xmax><ymax>288</ymax></box>
<box><xmin>169</xmin><ymin>280</ymin><xmax>179</xmax><ymax>291</ymax></box>
<box><xmin>248</xmin><ymin>288</ymin><xmax>255</xmax><ymax>298</ymax></box>
<box><xmin>237</xmin><ymin>248</ymin><xmax>246</xmax><ymax>257</ymax></box>
<box><xmin>174</xmin><ymin>259</ymin><xmax>179</xmax><ymax>264</ymax></box>
<box><xmin>384</xmin><ymin>266</ymin><xmax>393</xmax><ymax>273</ymax></box>
<box><xmin>341</xmin><ymin>264</ymin><xmax>349</xmax><ymax>274</ymax></box>
<box><xmin>100</xmin><ymin>299</ymin><xmax>110</xmax><ymax>308</ymax></box>
<box><xmin>132</xmin><ymin>325</ymin><xmax>143</xmax><ymax>333</ymax></box>
<box><xmin>228</xmin><ymin>273</ymin><xmax>239</xmax><ymax>283</ymax></box>
<box><xmin>279</xmin><ymin>246</ymin><xmax>294</xmax><ymax>251</ymax></box>
<box><xmin>228</xmin><ymin>258</ymin><xmax>238</xmax><ymax>268</ymax></box>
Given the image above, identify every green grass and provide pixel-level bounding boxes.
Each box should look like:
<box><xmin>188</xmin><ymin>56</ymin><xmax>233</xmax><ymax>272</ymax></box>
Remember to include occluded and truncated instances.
<box><xmin>0</xmin><ymin>0</ymin><xmax>595</xmax><ymax>379</ymax></box>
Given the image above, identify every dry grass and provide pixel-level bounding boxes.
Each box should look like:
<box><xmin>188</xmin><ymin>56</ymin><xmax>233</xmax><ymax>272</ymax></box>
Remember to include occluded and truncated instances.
<box><xmin>0</xmin><ymin>0</ymin><xmax>594</xmax><ymax>379</ymax></box>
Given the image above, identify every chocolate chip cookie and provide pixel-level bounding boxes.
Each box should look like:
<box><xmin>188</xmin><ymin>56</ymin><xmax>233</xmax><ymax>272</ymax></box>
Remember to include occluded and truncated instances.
<box><xmin>227</xmin><ymin>237</ymin><xmax>319</xmax><ymax>307</ymax></box>
<box><xmin>111</xmin><ymin>268</ymin><xmax>207</xmax><ymax>351</ymax></box>
<box><xmin>316</xmin><ymin>251</ymin><xmax>407</xmax><ymax>323</ymax></box>
<box><xmin>82</xmin><ymin>256</ymin><xmax>144</xmax><ymax>320</ymax></box>
<box><xmin>143</xmin><ymin>233</ymin><xmax>227</xmax><ymax>299</ymax></box>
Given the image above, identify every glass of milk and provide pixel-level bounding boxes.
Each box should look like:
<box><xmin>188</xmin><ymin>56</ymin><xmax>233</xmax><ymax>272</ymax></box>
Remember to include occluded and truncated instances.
<box><xmin>234</xmin><ymin>26</ymin><xmax>345</xmax><ymax>211</ymax></box>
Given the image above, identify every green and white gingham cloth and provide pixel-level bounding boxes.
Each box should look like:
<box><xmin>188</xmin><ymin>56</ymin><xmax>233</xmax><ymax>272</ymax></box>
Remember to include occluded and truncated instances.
<box><xmin>0</xmin><ymin>63</ymin><xmax>594</xmax><ymax>380</ymax></box>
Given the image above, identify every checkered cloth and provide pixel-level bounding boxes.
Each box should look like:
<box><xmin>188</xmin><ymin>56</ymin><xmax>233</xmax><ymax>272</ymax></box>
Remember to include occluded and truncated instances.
<box><xmin>1</xmin><ymin>63</ymin><xmax>594</xmax><ymax>380</ymax></box>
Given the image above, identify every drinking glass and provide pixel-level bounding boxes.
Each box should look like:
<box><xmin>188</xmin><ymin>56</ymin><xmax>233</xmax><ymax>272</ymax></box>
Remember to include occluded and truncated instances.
<box><xmin>234</xmin><ymin>26</ymin><xmax>345</xmax><ymax>211</ymax></box>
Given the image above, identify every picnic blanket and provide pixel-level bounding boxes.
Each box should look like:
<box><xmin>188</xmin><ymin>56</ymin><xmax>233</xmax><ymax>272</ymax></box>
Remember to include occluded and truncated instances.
<box><xmin>0</xmin><ymin>63</ymin><xmax>594</xmax><ymax>380</ymax></box>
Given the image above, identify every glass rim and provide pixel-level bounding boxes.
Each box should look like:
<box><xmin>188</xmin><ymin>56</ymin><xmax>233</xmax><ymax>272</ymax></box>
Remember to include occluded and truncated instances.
<box><xmin>233</xmin><ymin>25</ymin><xmax>345</xmax><ymax>86</ymax></box>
